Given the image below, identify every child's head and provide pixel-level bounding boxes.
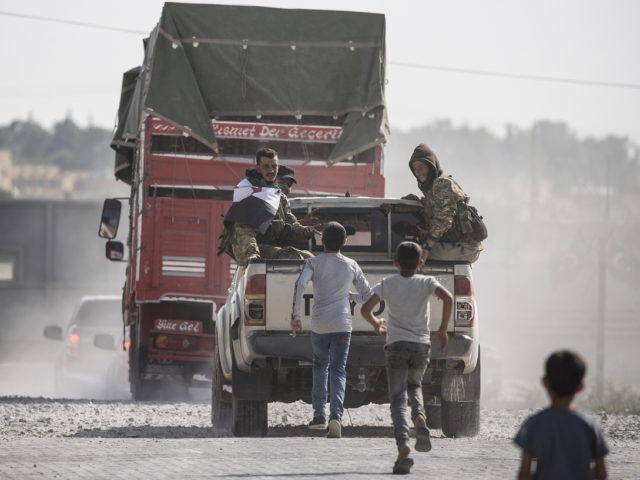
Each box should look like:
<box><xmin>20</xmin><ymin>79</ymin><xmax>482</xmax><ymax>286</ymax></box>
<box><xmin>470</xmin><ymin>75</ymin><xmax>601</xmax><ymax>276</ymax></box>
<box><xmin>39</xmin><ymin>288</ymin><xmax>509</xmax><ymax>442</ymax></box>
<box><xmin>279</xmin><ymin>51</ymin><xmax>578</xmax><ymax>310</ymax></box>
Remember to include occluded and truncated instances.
<box><xmin>394</xmin><ymin>241</ymin><xmax>422</xmax><ymax>276</ymax></box>
<box><xmin>322</xmin><ymin>222</ymin><xmax>347</xmax><ymax>252</ymax></box>
<box><xmin>543</xmin><ymin>350</ymin><xmax>586</xmax><ymax>398</ymax></box>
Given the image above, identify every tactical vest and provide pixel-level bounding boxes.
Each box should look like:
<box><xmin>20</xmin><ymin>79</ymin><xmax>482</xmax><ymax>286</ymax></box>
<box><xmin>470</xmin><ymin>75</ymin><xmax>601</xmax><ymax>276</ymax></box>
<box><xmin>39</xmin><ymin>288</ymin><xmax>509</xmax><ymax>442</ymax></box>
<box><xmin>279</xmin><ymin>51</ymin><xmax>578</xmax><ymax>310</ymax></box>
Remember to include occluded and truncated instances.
<box><xmin>437</xmin><ymin>178</ymin><xmax>487</xmax><ymax>244</ymax></box>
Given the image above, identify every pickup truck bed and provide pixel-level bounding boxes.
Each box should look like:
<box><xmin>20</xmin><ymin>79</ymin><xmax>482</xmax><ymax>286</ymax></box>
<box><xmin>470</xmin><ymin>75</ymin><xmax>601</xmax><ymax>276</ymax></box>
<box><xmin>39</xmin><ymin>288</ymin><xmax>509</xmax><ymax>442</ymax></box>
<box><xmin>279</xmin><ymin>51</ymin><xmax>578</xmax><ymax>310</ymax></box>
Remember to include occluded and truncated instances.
<box><xmin>212</xmin><ymin>197</ymin><xmax>480</xmax><ymax>437</ymax></box>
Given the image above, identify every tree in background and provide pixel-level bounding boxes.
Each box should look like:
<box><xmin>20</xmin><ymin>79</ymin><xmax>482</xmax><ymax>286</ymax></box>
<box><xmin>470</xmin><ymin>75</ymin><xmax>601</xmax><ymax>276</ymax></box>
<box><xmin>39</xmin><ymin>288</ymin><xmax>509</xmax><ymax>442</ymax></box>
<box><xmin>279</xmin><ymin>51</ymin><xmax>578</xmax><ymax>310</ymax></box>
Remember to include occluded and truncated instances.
<box><xmin>0</xmin><ymin>118</ymin><xmax>111</xmax><ymax>172</ymax></box>
<box><xmin>1</xmin><ymin>116</ymin><xmax>638</xmax><ymax>198</ymax></box>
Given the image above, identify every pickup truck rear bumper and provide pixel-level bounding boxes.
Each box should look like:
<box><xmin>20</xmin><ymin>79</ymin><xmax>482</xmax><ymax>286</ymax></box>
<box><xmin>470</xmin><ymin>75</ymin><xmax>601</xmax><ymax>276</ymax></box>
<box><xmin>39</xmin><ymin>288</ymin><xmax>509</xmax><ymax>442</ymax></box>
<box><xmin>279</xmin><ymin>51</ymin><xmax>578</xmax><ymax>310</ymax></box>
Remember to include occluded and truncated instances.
<box><xmin>247</xmin><ymin>331</ymin><xmax>474</xmax><ymax>368</ymax></box>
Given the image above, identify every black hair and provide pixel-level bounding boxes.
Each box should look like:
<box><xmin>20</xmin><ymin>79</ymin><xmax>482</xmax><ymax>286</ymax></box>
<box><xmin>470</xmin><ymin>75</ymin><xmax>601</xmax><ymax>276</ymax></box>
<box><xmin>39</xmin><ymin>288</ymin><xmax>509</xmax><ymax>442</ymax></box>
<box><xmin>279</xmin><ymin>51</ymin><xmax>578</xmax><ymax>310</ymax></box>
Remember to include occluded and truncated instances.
<box><xmin>395</xmin><ymin>241</ymin><xmax>422</xmax><ymax>274</ymax></box>
<box><xmin>322</xmin><ymin>222</ymin><xmax>347</xmax><ymax>252</ymax></box>
<box><xmin>255</xmin><ymin>147</ymin><xmax>278</xmax><ymax>164</ymax></box>
<box><xmin>544</xmin><ymin>350</ymin><xmax>586</xmax><ymax>397</ymax></box>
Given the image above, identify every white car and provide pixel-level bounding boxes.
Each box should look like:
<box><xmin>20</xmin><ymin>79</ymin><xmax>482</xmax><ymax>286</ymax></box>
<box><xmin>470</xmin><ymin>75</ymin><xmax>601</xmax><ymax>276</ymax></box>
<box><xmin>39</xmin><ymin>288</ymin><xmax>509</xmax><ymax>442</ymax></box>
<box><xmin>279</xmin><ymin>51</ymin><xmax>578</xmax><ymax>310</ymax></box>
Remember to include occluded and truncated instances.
<box><xmin>43</xmin><ymin>295</ymin><xmax>130</xmax><ymax>400</ymax></box>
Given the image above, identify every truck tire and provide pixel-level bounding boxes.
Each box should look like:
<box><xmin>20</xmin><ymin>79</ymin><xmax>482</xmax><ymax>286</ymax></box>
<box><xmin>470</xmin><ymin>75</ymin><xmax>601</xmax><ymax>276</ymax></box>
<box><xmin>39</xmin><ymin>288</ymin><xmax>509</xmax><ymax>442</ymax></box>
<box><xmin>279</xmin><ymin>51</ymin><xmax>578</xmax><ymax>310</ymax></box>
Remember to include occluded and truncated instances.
<box><xmin>425</xmin><ymin>402</ymin><xmax>442</xmax><ymax>430</ymax></box>
<box><xmin>422</xmin><ymin>387</ymin><xmax>442</xmax><ymax>429</ymax></box>
<box><xmin>129</xmin><ymin>326</ymin><xmax>154</xmax><ymax>401</ymax></box>
<box><xmin>440</xmin><ymin>350</ymin><xmax>481</xmax><ymax>438</ymax></box>
<box><xmin>131</xmin><ymin>364</ymin><xmax>154</xmax><ymax>400</ymax></box>
<box><xmin>227</xmin><ymin>347</ymin><xmax>268</xmax><ymax>437</ymax></box>
<box><xmin>211</xmin><ymin>347</ymin><xmax>232</xmax><ymax>432</ymax></box>
<box><xmin>231</xmin><ymin>398</ymin><xmax>268</xmax><ymax>437</ymax></box>
<box><xmin>441</xmin><ymin>398</ymin><xmax>479</xmax><ymax>437</ymax></box>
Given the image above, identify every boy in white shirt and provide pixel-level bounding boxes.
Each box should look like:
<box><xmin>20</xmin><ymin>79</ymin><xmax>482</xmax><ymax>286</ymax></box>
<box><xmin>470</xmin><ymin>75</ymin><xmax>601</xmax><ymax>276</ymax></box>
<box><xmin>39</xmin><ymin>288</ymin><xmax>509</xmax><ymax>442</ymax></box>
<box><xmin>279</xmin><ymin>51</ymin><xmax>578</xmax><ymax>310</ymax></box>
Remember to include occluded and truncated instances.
<box><xmin>291</xmin><ymin>222</ymin><xmax>372</xmax><ymax>438</ymax></box>
<box><xmin>361</xmin><ymin>241</ymin><xmax>453</xmax><ymax>474</ymax></box>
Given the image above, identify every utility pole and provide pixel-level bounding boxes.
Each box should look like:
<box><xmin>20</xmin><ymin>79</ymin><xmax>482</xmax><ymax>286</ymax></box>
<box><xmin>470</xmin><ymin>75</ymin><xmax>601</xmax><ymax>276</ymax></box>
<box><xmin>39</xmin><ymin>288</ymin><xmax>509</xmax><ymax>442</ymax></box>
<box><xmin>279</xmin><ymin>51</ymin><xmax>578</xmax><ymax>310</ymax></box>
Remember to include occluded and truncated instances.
<box><xmin>595</xmin><ymin>155</ymin><xmax>611</xmax><ymax>400</ymax></box>
<box><xmin>529</xmin><ymin>126</ymin><xmax>538</xmax><ymax>220</ymax></box>
<box><xmin>595</xmin><ymin>235</ymin><xmax>607</xmax><ymax>400</ymax></box>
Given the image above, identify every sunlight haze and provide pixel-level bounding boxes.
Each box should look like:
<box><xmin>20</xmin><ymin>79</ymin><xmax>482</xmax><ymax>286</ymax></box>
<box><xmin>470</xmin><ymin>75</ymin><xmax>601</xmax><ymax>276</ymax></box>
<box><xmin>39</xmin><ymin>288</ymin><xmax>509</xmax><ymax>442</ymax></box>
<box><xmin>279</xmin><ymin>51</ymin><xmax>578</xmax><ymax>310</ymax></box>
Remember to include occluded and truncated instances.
<box><xmin>1</xmin><ymin>0</ymin><xmax>639</xmax><ymax>142</ymax></box>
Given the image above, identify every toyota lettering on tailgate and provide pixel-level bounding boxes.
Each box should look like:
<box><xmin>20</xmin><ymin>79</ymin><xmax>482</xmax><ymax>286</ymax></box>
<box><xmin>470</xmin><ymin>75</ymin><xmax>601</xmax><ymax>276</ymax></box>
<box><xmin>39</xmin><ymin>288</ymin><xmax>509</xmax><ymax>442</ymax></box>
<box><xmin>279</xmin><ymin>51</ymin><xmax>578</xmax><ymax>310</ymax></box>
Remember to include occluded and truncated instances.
<box><xmin>154</xmin><ymin>318</ymin><xmax>202</xmax><ymax>333</ymax></box>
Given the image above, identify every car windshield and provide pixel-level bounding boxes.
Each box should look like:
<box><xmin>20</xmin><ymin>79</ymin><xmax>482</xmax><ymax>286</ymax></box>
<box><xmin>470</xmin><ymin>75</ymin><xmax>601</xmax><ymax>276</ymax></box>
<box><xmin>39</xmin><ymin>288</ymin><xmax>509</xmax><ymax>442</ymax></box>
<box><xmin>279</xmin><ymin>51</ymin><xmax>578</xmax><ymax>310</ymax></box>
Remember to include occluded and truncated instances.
<box><xmin>74</xmin><ymin>299</ymin><xmax>120</xmax><ymax>328</ymax></box>
<box><xmin>291</xmin><ymin>207</ymin><xmax>423</xmax><ymax>253</ymax></box>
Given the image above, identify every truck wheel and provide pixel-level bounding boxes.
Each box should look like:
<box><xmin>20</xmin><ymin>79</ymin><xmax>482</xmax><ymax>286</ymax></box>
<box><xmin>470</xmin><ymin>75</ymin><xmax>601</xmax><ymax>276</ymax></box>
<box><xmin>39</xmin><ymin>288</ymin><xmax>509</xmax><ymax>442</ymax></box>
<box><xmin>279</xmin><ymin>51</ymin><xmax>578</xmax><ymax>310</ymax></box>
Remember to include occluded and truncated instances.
<box><xmin>231</xmin><ymin>397</ymin><xmax>268</xmax><ymax>437</ymax></box>
<box><xmin>129</xmin><ymin>329</ymin><xmax>154</xmax><ymax>401</ymax></box>
<box><xmin>441</xmin><ymin>399</ymin><xmax>479</xmax><ymax>437</ymax></box>
<box><xmin>425</xmin><ymin>402</ymin><xmax>442</xmax><ymax>430</ymax></box>
<box><xmin>440</xmin><ymin>350</ymin><xmax>481</xmax><ymax>438</ymax></box>
<box><xmin>131</xmin><ymin>371</ymin><xmax>154</xmax><ymax>401</ymax></box>
<box><xmin>211</xmin><ymin>347</ymin><xmax>232</xmax><ymax>431</ymax></box>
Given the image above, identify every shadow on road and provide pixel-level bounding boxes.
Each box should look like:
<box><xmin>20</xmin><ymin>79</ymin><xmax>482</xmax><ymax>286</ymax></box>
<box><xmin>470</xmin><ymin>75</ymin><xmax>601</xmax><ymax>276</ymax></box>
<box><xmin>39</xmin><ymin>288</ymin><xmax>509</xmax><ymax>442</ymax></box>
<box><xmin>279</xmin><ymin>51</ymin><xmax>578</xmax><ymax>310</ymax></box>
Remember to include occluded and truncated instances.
<box><xmin>71</xmin><ymin>426</ymin><xmax>226</xmax><ymax>438</ymax></box>
<box><xmin>69</xmin><ymin>425</ymin><xmax>395</xmax><ymax>439</ymax></box>
<box><xmin>268</xmin><ymin>425</ymin><xmax>394</xmax><ymax>438</ymax></box>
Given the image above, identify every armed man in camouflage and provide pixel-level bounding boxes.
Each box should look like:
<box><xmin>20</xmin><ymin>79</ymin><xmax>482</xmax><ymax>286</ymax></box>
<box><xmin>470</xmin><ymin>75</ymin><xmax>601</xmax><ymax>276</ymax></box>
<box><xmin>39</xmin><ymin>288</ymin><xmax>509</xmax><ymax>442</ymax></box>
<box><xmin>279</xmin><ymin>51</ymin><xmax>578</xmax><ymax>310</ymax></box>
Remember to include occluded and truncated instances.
<box><xmin>219</xmin><ymin>148</ymin><xmax>317</xmax><ymax>265</ymax></box>
<box><xmin>406</xmin><ymin>144</ymin><xmax>484</xmax><ymax>263</ymax></box>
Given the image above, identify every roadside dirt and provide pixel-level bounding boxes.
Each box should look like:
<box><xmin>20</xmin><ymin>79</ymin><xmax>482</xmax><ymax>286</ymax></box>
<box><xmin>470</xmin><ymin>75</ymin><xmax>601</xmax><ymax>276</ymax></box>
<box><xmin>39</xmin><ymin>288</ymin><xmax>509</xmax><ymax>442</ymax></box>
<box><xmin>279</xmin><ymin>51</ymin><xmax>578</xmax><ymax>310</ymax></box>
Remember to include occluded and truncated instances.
<box><xmin>1</xmin><ymin>396</ymin><xmax>638</xmax><ymax>445</ymax></box>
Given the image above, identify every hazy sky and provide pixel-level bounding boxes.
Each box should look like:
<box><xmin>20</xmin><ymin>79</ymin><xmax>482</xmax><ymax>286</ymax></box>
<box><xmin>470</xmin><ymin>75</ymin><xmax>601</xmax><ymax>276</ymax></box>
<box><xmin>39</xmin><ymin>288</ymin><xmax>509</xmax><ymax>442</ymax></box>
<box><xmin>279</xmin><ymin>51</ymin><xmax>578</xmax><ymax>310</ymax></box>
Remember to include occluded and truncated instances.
<box><xmin>1</xmin><ymin>0</ymin><xmax>639</xmax><ymax>142</ymax></box>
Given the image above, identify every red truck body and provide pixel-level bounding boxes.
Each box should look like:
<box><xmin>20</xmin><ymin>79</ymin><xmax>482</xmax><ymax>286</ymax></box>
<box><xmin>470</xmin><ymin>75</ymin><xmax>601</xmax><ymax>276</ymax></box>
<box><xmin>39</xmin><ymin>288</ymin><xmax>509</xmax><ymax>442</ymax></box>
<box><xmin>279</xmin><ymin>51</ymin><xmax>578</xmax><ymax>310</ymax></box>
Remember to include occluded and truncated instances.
<box><xmin>118</xmin><ymin>116</ymin><xmax>384</xmax><ymax>399</ymax></box>
<box><xmin>102</xmin><ymin>3</ymin><xmax>388</xmax><ymax>400</ymax></box>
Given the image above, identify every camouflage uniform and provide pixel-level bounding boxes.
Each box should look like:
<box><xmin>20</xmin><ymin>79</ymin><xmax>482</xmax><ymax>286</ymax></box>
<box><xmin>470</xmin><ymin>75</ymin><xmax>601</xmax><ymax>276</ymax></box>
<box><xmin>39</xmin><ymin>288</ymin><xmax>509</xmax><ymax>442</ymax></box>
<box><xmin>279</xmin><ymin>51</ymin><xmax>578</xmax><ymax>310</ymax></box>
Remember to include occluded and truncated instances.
<box><xmin>408</xmin><ymin>144</ymin><xmax>483</xmax><ymax>263</ymax></box>
<box><xmin>228</xmin><ymin>190</ymin><xmax>313</xmax><ymax>265</ymax></box>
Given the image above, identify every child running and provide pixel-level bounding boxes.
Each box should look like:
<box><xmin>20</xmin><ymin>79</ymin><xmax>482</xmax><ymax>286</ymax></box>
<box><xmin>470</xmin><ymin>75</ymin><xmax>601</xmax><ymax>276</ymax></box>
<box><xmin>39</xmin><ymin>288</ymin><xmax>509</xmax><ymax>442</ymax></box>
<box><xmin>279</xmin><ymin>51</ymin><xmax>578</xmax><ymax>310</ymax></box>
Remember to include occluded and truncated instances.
<box><xmin>514</xmin><ymin>350</ymin><xmax>609</xmax><ymax>480</ymax></box>
<box><xmin>291</xmin><ymin>221</ymin><xmax>372</xmax><ymax>438</ymax></box>
<box><xmin>361</xmin><ymin>241</ymin><xmax>453</xmax><ymax>475</ymax></box>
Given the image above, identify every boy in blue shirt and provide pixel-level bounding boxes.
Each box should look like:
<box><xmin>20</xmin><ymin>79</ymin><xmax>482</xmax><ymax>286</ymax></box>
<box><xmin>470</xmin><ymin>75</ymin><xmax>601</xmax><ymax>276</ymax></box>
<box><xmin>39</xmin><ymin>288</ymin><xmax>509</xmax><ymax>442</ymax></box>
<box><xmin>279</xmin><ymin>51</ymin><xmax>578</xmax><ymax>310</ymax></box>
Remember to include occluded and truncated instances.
<box><xmin>361</xmin><ymin>241</ymin><xmax>453</xmax><ymax>474</ymax></box>
<box><xmin>291</xmin><ymin>222</ymin><xmax>372</xmax><ymax>438</ymax></box>
<box><xmin>514</xmin><ymin>350</ymin><xmax>609</xmax><ymax>480</ymax></box>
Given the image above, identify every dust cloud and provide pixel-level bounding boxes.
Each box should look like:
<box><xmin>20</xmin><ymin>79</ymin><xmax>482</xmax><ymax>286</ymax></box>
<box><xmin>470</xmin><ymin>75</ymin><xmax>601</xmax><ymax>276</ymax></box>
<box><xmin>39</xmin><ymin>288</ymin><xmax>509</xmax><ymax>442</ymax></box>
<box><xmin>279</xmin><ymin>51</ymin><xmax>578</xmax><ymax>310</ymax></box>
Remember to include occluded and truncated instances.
<box><xmin>385</xmin><ymin>128</ymin><xmax>640</xmax><ymax>407</ymax></box>
<box><xmin>0</xmin><ymin>200</ymin><xmax>126</xmax><ymax>398</ymax></box>
<box><xmin>3</xmin><ymin>128</ymin><xmax>639</xmax><ymax>408</ymax></box>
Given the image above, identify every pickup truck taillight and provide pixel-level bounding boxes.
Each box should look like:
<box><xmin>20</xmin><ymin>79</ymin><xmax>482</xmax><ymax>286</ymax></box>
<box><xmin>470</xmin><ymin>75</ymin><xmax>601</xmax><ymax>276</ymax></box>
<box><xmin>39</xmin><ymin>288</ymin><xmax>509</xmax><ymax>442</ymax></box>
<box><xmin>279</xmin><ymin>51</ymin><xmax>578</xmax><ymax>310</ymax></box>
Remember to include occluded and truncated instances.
<box><xmin>244</xmin><ymin>273</ymin><xmax>266</xmax><ymax>326</ymax></box>
<box><xmin>454</xmin><ymin>275</ymin><xmax>475</xmax><ymax>327</ymax></box>
<box><xmin>66</xmin><ymin>331</ymin><xmax>80</xmax><ymax>357</ymax></box>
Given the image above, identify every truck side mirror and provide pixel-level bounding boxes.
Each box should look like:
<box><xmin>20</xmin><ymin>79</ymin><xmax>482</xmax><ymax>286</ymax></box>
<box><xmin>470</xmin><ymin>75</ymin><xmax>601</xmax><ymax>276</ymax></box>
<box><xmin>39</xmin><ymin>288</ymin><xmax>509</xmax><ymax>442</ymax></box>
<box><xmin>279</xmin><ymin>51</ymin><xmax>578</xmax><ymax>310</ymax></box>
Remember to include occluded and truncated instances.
<box><xmin>99</xmin><ymin>199</ymin><xmax>122</xmax><ymax>239</ymax></box>
<box><xmin>43</xmin><ymin>325</ymin><xmax>63</xmax><ymax>341</ymax></box>
<box><xmin>105</xmin><ymin>240</ymin><xmax>125</xmax><ymax>261</ymax></box>
<box><xmin>94</xmin><ymin>333</ymin><xmax>116</xmax><ymax>351</ymax></box>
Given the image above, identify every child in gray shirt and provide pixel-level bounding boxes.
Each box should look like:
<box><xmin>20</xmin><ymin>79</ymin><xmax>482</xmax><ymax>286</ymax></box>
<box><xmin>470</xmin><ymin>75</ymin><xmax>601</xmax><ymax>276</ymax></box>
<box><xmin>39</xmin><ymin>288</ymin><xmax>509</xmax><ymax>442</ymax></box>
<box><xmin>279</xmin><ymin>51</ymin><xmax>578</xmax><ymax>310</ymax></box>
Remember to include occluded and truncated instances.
<box><xmin>361</xmin><ymin>241</ymin><xmax>453</xmax><ymax>475</ymax></box>
<box><xmin>514</xmin><ymin>350</ymin><xmax>609</xmax><ymax>480</ymax></box>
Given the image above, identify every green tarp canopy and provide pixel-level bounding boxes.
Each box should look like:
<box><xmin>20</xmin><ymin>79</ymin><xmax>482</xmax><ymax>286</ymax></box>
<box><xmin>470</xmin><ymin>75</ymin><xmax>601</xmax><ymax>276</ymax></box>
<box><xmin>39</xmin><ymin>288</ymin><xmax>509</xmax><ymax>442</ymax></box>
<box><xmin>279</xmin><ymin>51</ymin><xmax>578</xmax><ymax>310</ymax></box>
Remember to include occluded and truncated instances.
<box><xmin>112</xmin><ymin>2</ymin><xmax>388</xmax><ymax>184</ymax></box>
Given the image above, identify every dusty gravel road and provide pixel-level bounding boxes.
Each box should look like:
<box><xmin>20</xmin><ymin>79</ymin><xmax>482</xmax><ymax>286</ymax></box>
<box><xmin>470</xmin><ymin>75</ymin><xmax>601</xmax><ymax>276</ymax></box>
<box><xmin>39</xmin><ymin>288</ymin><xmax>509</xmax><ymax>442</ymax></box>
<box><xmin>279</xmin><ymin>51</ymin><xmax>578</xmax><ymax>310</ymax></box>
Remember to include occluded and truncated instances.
<box><xmin>1</xmin><ymin>396</ymin><xmax>638</xmax><ymax>442</ymax></box>
<box><xmin>1</xmin><ymin>397</ymin><xmax>639</xmax><ymax>479</ymax></box>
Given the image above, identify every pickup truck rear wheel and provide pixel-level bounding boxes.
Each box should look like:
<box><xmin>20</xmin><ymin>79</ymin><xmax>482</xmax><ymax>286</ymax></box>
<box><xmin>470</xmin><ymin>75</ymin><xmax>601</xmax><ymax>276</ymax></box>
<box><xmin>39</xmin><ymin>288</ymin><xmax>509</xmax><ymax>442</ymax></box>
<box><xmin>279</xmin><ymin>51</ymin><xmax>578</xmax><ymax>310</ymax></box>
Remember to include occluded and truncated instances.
<box><xmin>441</xmin><ymin>398</ymin><xmax>479</xmax><ymax>437</ymax></box>
<box><xmin>231</xmin><ymin>398</ymin><xmax>268</xmax><ymax>437</ymax></box>
<box><xmin>425</xmin><ymin>401</ymin><xmax>442</xmax><ymax>429</ymax></box>
<box><xmin>440</xmin><ymin>350</ymin><xmax>481</xmax><ymax>438</ymax></box>
<box><xmin>211</xmin><ymin>347</ymin><xmax>232</xmax><ymax>431</ymax></box>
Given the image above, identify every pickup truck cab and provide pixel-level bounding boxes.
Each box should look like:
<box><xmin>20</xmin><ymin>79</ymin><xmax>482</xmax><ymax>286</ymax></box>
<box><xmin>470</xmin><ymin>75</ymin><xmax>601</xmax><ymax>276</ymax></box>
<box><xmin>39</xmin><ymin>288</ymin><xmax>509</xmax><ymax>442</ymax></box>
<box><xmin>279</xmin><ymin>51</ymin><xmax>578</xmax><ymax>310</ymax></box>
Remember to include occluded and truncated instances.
<box><xmin>212</xmin><ymin>197</ymin><xmax>480</xmax><ymax>437</ymax></box>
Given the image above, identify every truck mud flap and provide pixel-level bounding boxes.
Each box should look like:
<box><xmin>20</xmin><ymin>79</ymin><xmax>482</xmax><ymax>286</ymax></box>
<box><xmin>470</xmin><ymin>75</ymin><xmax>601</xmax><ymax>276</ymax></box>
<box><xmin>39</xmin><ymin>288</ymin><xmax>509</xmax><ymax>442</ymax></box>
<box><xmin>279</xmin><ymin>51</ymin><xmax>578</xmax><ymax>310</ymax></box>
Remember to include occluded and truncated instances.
<box><xmin>232</xmin><ymin>362</ymin><xmax>273</xmax><ymax>401</ymax></box>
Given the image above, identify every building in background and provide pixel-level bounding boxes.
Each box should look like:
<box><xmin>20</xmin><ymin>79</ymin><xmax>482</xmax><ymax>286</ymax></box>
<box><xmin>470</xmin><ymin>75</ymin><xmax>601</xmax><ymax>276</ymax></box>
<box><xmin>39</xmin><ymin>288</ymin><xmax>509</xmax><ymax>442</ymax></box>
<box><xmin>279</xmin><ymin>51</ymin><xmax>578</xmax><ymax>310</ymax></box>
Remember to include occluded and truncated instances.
<box><xmin>0</xmin><ymin>149</ymin><xmax>126</xmax><ymax>199</ymax></box>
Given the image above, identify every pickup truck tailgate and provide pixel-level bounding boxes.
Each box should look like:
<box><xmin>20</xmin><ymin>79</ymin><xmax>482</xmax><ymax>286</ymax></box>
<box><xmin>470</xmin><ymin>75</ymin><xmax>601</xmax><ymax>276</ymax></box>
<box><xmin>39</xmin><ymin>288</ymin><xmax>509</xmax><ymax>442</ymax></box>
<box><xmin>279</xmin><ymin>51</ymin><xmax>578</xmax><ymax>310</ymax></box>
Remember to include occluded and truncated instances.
<box><xmin>264</xmin><ymin>261</ymin><xmax>455</xmax><ymax>333</ymax></box>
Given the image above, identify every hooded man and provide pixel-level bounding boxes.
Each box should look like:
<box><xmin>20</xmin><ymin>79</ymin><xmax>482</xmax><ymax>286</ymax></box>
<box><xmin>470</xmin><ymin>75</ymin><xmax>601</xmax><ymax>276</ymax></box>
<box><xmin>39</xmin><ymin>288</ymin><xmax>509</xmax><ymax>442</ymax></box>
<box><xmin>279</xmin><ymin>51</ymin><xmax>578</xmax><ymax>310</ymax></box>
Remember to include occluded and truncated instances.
<box><xmin>406</xmin><ymin>144</ymin><xmax>484</xmax><ymax>263</ymax></box>
<box><xmin>219</xmin><ymin>148</ymin><xmax>317</xmax><ymax>265</ymax></box>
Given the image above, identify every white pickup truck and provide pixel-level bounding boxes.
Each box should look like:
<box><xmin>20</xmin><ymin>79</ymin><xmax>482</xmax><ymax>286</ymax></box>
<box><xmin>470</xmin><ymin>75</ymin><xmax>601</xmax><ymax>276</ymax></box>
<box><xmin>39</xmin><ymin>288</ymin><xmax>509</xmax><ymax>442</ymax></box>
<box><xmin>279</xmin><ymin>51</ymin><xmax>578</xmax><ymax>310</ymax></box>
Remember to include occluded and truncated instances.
<box><xmin>212</xmin><ymin>197</ymin><xmax>480</xmax><ymax>437</ymax></box>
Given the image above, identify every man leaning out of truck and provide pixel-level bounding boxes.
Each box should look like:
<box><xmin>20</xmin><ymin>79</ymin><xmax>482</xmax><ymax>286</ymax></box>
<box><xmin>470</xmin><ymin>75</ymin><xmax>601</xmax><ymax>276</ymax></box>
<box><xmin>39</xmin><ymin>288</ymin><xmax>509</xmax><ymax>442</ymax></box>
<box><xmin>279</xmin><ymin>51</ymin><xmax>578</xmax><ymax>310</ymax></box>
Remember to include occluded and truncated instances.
<box><xmin>219</xmin><ymin>147</ymin><xmax>319</xmax><ymax>265</ymax></box>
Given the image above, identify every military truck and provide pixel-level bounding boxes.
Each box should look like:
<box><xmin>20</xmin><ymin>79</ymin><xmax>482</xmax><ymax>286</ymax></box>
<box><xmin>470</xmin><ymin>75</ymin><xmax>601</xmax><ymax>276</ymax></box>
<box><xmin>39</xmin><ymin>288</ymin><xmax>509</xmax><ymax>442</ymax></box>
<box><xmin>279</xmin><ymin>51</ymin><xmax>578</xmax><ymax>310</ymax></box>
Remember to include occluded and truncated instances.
<box><xmin>212</xmin><ymin>196</ymin><xmax>481</xmax><ymax>438</ymax></box>
<box><xmin>100</xmin><ymin>3</ymin><xmax>388</xmax><ymax>400</ymax></box>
